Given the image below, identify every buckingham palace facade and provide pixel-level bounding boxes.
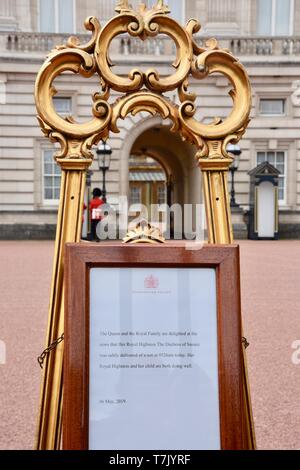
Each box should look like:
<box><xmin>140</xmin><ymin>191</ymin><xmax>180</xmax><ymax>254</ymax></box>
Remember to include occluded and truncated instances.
<box><xmin>1</xmin><ymin>0</ymin><xmax>300</xmax><ymax>239</ymax></box>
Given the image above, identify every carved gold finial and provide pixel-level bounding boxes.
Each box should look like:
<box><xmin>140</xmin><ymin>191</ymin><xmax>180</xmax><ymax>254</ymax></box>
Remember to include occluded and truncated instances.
<box><xmin>153</xmin><ymin>0</ymin><xmax>170</xmax><ymax>14</ymax></box>
<box><xmin>123</xmin><ymin>219</ymin><xmax>166</xmax><ymax>244</ymax></box>
<box><xmin>116</xmin><ymin>0</ymin><xmax>170</xmax><ymax>16</ymax></box>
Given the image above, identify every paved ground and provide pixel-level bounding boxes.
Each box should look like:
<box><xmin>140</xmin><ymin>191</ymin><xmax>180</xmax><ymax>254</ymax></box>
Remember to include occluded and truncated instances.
<box><xmin>0</xmin><ymin>240</ymin><xmax>299</xmax><ymax>450</ymax></box>
<box><xmin>240</xmin><ymin>241</ymin><xmax>300</xmax><ymax>450</ymax></box>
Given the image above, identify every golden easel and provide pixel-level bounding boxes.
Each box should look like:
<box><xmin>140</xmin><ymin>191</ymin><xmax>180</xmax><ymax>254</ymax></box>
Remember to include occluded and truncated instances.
<box><xmin>35</xmin><ymin>0</ymin><xmax>255</xmax><ymax>449</ymax></box>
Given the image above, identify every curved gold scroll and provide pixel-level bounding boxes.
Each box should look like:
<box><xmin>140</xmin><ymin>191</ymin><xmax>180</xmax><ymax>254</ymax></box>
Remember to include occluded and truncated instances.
<box><xmin>35</xmin><ymin>1</ymin><xmax>251</xmax><ymax>161</ymax></box>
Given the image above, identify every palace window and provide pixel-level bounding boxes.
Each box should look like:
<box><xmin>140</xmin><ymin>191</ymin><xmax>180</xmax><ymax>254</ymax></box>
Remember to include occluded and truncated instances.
<box><xmin>207</xmin><ymin>0</ymin><xmax>237</xmax><ymax>23</ymax></box>
<box><xmin>259</xmin><ymin>99</ymin><xmax>285</xmax><ymax>115</ymax></box>
<box><xmin>53</xmin><ymin>97</ymin><xmax>72</xmax><ymax>116</ymax></box>
<box><xmin>132</xmin><ymin>0</ymin><xmax>184</xmax><ymax>23</ymax></box>
<box><xmin>130</xmin><ymin>186</ymin><xmax>142</xmax><ymax>205</ymax></box>
<box><xmin>257</xmin><ymin>0</ymin><xmax>294</xmax><ymax>36</ymax></box>
<box><xmin>43</xmin><ymin>150</ymin><xmax>61</xmax><ymax>203</ymax></box>
<box><xmin>39</xmin><ymin>0</ymin><xmax>75</xmax><ymax>34</ymax></box>
<box><xmin>257</xmin><ymin>151</ymin><xmax>286</xmax><ymax>202</ymax></box>
<box><xmin>157</xmin><ymin>185</ymin><xmax>167</xmax><ymax>205</ymax></box>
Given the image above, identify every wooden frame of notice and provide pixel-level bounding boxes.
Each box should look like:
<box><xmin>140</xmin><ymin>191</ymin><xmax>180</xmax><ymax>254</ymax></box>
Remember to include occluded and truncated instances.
<box><xmin>64</xmin><ymin>243</ymin><xmax>251</xmax><ymax>450</ymax></box>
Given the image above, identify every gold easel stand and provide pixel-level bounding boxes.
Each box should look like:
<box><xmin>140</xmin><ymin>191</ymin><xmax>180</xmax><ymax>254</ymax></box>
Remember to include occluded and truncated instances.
<box><xmin>35</xmin><ymin>0</ymin><xmax>255</xmax><ymax>449</ymax></box>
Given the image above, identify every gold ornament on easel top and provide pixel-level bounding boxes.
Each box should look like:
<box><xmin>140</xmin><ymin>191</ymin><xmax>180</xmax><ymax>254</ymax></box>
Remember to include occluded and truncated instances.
<box><xmin>123</xmin><ymin>219</ymin><xmax>166</xmax><ymax>244</ymax></box>
<box><xmin>34</xmin><ymin>0</ymin><xmax>254</xmax><ymax>450</ymax></box>
<box><xmin>35</xmin><ymin>0</ymin><xmax>251</xmax><ymax>164</ymax></box>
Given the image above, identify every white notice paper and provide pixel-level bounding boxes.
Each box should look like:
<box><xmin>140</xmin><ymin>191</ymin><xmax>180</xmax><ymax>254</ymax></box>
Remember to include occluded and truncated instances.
<box><xmin>89</xmin><ymin>268</ymin><xmax>220</xmax><ymax>450</ymax></box>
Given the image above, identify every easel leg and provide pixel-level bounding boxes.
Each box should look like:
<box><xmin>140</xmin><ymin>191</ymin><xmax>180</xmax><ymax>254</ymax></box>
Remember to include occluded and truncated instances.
<box><xmin>199</xmin><ymin>148</ymin><xmax>256</xmax><ymax>450</ymax></box>
<box><xmin>35</xmin><ymin>169</ymin><xmax>87</xmax><ymax>450</ymax></box>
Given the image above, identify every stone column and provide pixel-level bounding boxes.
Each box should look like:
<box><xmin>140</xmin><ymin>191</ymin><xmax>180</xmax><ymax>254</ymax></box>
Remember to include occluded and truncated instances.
<box><xmin>0</xmin><ymin>0</ymin><xmax>17</xmax><ymax>30</ymax></box>
<box><xmin>0</xmin><ymin>0</ymin><xmax>16</xmax><ymax>17</ymax></box>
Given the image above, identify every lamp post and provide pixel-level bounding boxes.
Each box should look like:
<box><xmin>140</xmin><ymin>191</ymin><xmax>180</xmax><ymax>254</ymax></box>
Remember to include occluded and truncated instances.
<box><xmin>96</xmin><ymin>140</ymin><xmax>112</xmax><ymax>203</ymax></box>
<box><xmin>227</xmin><ymin>143</ymin><xmax>242</xmax><ymax>208</ymax></box>
<box><xmin>86</xmin><ymin>169</ymin><xmax>93</xmax><ymax>237</ymax></box>
<box><xmin>86</xmin><ymin>169</ymin><xmax>93</xmax><ymax>188</ymax></box>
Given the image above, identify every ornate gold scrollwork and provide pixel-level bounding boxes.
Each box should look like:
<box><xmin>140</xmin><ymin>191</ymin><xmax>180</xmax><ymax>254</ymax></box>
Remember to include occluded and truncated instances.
<box><xmin>111</xmin><ymin>91</ymin><xmax>179</xmax><ymax>133</ymax></box>
<box><xmin>35</xmin><ymin>0</ymin><xmax>251</xmax><ymax>162</ymax></box>
<box><xmin>35</xmin><ymin>48</ymin><xmax>112</xmax><ymax>161</ymax></box>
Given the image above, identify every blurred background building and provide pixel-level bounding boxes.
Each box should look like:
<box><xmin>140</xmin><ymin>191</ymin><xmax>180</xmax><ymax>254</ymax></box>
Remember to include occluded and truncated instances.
<box><xmin>0</xmin><ymin>0</ymin><xmax>300</xmax><ymax>239</ymax></box>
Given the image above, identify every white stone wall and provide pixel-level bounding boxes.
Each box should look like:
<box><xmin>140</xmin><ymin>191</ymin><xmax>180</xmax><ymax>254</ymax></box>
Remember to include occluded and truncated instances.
<box><xmin>0</xmin><ymin>0</ymin><xmax>17</xmax><ymax>31</ymax></box>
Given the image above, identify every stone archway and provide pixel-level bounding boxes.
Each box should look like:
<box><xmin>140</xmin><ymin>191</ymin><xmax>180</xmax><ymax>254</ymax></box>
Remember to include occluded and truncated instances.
<box><xmin>118</xmin><ymin>115</ymin><xmax>203</xmax><ymax>237</ymax></box>
<box><xmin>129</xmin><ymin>152</ymin><xmax>168</xmax><ymax>209</ymax></box>
<box><xmin>118</xmin><ymin>115</ymin><xmax>202</xmax><ymax>208</ymax></box>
